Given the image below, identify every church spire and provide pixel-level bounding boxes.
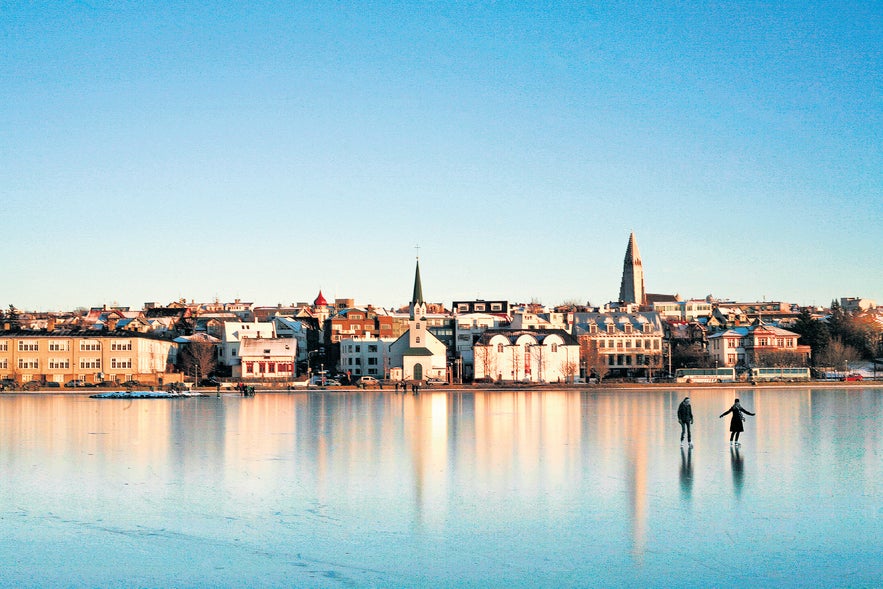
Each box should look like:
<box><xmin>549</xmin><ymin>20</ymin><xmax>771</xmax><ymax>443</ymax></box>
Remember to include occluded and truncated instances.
<box><xmin>618</xmin><ymin>232</ymin><xmax>646</xmax><ymax>305</ymax></box>
<box><xmin>410</xmin><ymin>258</ymin><xmax>425</xmax><ymax>320</ymax></box>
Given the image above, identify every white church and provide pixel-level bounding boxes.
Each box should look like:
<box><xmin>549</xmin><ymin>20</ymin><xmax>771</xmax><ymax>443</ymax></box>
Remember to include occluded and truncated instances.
<box><xmin>387</xmin><ymin>259</ymin><xmax>448</xmax><ymax>382</ymax></box>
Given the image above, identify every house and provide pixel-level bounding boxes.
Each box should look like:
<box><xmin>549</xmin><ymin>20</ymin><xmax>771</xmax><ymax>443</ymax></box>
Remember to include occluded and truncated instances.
<box><xmin>235</xmin><ymin>338</ymin><xmax>297</xmax><ymax>379</ymax></box>
<box><xmin>707</xmin><ymin>321</ymin><xmax>810</xmax><ymax>369</ymax></box>
<box><xmin>217</xmin><ymin>321</ymin><xmax>276</xmax><ymax>372</ymax></box>
<box><xmin>338</xmin><ymin>337</ymin><xmax>395</xmax><ymax>379</ymax></box>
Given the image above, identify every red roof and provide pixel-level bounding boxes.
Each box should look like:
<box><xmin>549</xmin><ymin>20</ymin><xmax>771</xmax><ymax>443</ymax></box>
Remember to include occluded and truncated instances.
<box><xmin>314</xmin><ymin>290</ymin><xmax>327</xmax><ymax>307</ymax></box>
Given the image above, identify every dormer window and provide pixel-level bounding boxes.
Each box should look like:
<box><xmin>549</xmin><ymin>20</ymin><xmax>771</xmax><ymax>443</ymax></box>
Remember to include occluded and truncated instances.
<box><xmin>607</xmin><ymin>323</ymin><xmax>615</xmax><ymax>334</ymax></box>
<box><xmin>624</xmin><ymin>323</ymin><xmax>632</xmax><ymax>334</ymax></box>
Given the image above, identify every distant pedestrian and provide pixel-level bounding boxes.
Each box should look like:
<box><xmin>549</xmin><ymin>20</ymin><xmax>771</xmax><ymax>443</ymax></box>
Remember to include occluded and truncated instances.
<box><xmin>720</xmin><ymin>398</ymin><xmax>755</xmax><ymax>445</ymax></box>
<box><xmin>677</xmin><ymin>396</ymin><xmax>693</xmax><ymax>447</ymax></box>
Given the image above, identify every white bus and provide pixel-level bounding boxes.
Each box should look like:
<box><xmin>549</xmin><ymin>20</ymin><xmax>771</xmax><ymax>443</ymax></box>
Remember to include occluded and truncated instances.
<box><xmin>675</xmin><ymin>368</ymin><xmax>737</xmax><ymax>383</ymax></box>
<box><xmin>749</xmin><ymin>367</ymin><xmax>811</xmax><ymax>382</ymax></box>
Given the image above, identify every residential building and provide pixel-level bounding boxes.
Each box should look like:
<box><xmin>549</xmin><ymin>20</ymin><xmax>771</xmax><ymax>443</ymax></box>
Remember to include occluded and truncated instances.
<box><xmin>235</xmin><ymin>338</ymin><xmax>297</xmax><ymax>379</ymax></box>
<box><xmin>0</xmin><ymin>330</ymin><xmax>178</xmax><ymax>386</ymax></box>
<box><xmin>571</xmin><ymin>312</ymin><xmax>665</xmax><ymax>379</ymax></box>
<box><xmin>707</xmin><ymin>321</ymin><xmax>810</xmax><ymax>369</ymax></box>
<box><xmin>338</xmin><ymin>337</ymin><xmax>395</xmax><ymax>379</ymax></box>
<box><xmin>217</xmin><ymin>321</ymin><xmax>276</xmax><ymax>371</ymax></box>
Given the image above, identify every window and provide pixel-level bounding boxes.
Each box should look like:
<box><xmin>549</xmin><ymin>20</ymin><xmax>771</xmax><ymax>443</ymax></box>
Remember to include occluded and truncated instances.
<box><xmin>48</xmin><ymin>340</ymin><xmax>69</xmax><ymax>352</ymax></box>
<box><xmin>368</xmin><ymin>357</ymin><xmax>377</xmax><ymax>365</ymax></box>
<box><xmin>111</xmin><ymin>340</ymin><xmax>132</xmax><ymax>351</ymax></box>
<box><xmin>635</xmin><ymin>339</ymin><xmax>642</xmax><ymax>348</ymax></box>
<box><xmin>589</xmin><ymin>323</ymin><xmax>598</xmax><ymax>334</ymax></box>
<box><xmin>0</xmin><ymin>359</ymin><xmax>6</xmax><ymax>369</ymax></box>
<box><xmin>18</xmin><ymin>358</ymin><xmax>39</xmax><ymax>369</ymax></box>
<box><xmin>79</xmin><ymin>358</ymin><xmax>101</xmax><ymax>369</ymax></box>
<box><xmin>416</xmin><ymin>337</ymin><xmax>421</xmax><ymax>344</ymax></box>
<box><xmin>355</xmin><ymin>345</ymin><xmax>361</xmax><ymax>352</ymax></box>
<box><xmin>458</xmin><ymin>304</ymin><xmax>469</xmax><ymax>312</ymax></box>
<box><xmin>599</xmin><ymin>340</ymin><xmax>606</xmax><ymax>349</ymax></box>
<box><xmin>551</xmin><ymin>344</ymin><xmax>558</xmax><ymax>353</ymax></box>
<box><xmin>18</xmin><ymin>341</ymin><xmax>39</xmax><ymax>352</ymax></box>
<box><xmin>475</xmin><ymin>304</ymin><xmax>485</xmax><ymax>312</ymax></box>
<box><xmin>0</xmin><ymin>341</ymin><xmax>7</xmax><ymax>351</ymax></box>
<box><xmin>80</xmin><ymin>340</ymin><xmax>101</xmax><ymax>351</ymax></box>
<box><xmin>48</xmin><ymin>358</ymin><xmax>70</xmax><ymax>369</ymax></box>
<box><xmin>498</xmin><ymin>344</ymin><xmax>504</xmax><ymax>353</ymax></box>
<box><xmin>607</xmin><ymin>324</ymin><xmax>615</xmax><ymax>334</ymax></box>
<box><xmin>491</xmin><ymin>303</ymin><xmax>502</xmax><ymax>311</ymax></box>
<box><xmin>111</xmin><ymin>358</ymin><xmax>132</xmax><ymax>369</ymax></box>
<box><xmin>625</xmin><ymin>340</ymin><xmax>632</xmax><ymax>349</ymax></box>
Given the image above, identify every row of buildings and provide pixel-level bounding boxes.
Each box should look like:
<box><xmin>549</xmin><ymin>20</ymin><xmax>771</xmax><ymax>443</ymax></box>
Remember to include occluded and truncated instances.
<box><xmin>1</xmin><ymin>234</ymin><xmax>878</xmax><ymax>387</ymax></box>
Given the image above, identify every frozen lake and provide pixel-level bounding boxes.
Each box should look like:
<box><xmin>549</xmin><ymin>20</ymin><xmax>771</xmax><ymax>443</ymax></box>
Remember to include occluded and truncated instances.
<box><xmin>1</xmin><ymin>387</ymin><xmax>881</xmax><ymax>588</ymax></box>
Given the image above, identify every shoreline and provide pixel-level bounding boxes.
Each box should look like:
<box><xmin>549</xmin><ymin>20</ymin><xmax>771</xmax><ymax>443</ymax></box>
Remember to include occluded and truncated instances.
<box><xmin>3</xmin><ymin>380</ymin><xmax>881</xmax><ymax>395</ymax></box>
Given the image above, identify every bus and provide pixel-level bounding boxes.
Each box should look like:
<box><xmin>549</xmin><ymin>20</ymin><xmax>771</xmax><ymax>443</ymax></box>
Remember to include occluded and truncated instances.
<box><xmin>675</xmin><ymin>368</ymin><xmax>737</xmax><ymax>383</ymax></box>
<box><xmin>749</xmin><ymin>367</ymin><xmax>811</xmax><ymax>382</ymax></box>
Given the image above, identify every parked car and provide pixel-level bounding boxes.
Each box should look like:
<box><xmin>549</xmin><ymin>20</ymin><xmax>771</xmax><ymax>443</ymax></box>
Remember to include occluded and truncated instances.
<box><xmin>1</xmin><ymin>378</ymin><xmax>17</xmax><ymax>391</ymax></box>
<box><xmin>357</xmin><ymin>376</ymin><xmax>380</xmax><ymax>387</ymax></box>
<box><xmin>64</xmin><ymin>379</ymin><xmax>85</xmax><ymax>388</ymax></box>
<box><xmin>120</xmin><ymin>380</ymin><xmax>142</xmax><ymax>389</ymax></box>
<box><xmin>45</xmin><ymin>381</ymin><xmax>61</xmax><ymax>388</ymax></box>
<box><xmin>21</xmin><ymin>381</ymin><xmax>41</xmax><ymax>391</ymax></box>
<box><xmin>324</xmin><ymin>379</ymin><xmax>342</xmax><ymax>386</ymax></box>
<box><xmin>843</xmin><ymin>374</ymin><xmax>863</xmax><ymax>381</ymax></box>
<box><xmin>425</xmin><ymin>378</ymin><xmax>447</xmax><ymax>386</ymax></box>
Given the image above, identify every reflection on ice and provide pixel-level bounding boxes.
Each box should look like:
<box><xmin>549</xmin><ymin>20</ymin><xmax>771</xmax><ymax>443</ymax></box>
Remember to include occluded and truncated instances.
<box><xmin>1</xmin><ymin>387</ymin><xmax>881</xmax><ymax>588</ymax></box>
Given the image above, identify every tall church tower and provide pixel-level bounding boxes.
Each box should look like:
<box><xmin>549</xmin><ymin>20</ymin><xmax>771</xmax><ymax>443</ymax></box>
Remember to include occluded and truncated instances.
<box><xmin>618</xmin><ymin>232</ymin><xmax>646</xmax><ymax>305</ymax></box>
<box><xmin>408</xmin><ymin>258</ymin><xmax>428</xmax><ymax>349</ymax></box>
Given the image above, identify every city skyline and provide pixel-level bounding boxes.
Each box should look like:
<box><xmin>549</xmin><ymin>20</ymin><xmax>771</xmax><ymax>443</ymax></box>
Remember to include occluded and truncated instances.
<box><xmin>2</xmin><ymin>3</ymin><xmax>881</xmax><ymax>311</ymax></box>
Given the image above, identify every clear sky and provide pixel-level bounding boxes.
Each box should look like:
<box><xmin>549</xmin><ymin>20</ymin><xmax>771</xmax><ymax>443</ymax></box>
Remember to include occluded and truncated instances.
<box><xmin>2</xmin><ymin>2</ymin><xmax>881</xmax><ymax>312</ymax></box>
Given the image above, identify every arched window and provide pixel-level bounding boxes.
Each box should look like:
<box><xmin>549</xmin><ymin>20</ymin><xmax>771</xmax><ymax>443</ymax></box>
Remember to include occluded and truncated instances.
<box><xmin>497</xmin><ymin>343</ymin><xmax>504</xmax><ymax>353</ymax></box>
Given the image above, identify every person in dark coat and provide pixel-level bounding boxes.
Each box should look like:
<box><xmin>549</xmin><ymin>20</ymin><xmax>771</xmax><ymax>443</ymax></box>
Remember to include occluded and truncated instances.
<box><xmin>677</xmin><ymin>396</ymin><xmax>694</xmax><ymax>446</ymax></box>
<box><xmin>719</xmin><ymin>398</ymin><xmax>755</xmax><ymax>445</ymax></box>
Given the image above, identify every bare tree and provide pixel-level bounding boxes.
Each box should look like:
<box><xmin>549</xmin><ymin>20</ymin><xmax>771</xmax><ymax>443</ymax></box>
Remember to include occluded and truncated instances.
<box><xmin>560</xmin><ymin>358</ymin><xmax>579</xmax><ymax>383</ymax></box>
<box><xmin>178</xmin><ymin>340</ymin><xmax>217</xmax><ymax>382</ymax></box>
<box><xmin>474</xmin><ymin>344</ymin><xmax>497</xmax><ymax>381</ymax></box>
<box><xmin>752</xmin><ymin>349</ymin><xmax>807</xmax><ymax>367</ymax></box>
<box><xmin>816</xmin><ymin>337</ymin><xmax>861</xmax><ymax>371</ymax></box>
<box><xmin>581</xmin><ymin>338</ymin><xmax>609</xmax><ymax>382</ymax></box>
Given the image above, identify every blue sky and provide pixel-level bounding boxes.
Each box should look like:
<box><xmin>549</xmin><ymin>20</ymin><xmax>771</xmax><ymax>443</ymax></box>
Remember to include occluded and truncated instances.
<box><xmin>2</xmin><ymin>2</ymin><xmax>880</xmax><ymax>311</ymax></box>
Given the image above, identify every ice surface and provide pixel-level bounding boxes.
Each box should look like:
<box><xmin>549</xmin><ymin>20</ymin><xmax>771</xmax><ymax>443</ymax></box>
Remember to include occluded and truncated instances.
<box><xmin>1</xmin><ymin>387</ymin><xmax>881</xmax><ymax>587</ymax></box>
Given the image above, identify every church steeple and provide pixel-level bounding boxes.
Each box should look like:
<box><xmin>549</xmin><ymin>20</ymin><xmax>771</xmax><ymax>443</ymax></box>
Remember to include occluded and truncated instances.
<box><xmin>410</xmin><ymin>258</ymin><xmax>426</xmax><ymax>320</ymax></box>
<box><xmin>619</xmin><ymin>232</ymin><xmax>646</xmax><ymax>305</ymax></box>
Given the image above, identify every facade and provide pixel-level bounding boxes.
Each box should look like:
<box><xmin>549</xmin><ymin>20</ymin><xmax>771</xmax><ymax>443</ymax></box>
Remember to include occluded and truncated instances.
<box><xmin>707</xmin><ymin>322</ymin><xmax>810</xmax><ymax>369</ymax></box>
<box><xmin>338</xmin><ymin>337</ymin><xmax>395</xmax><ymax>379</ymax></box>
<box><xmin>328</xmin><ymin>307</ymin><xmax>398</xmax><ymax>344</ymax></box>
<box><xmin>0</xmin><ymin>331</ymin><xmax>177</xmax><ymax>385</ymax></box>
<box><xmin>453</xmin><ymin>312</ymin><xmax>510</xmax><ymax>380</ymax></box>
<box><xmin>618</xmin><ymin>232</ymin><xmax>646</xmax><ymax>305</ymax></box>
<box><xmin>452</xmin><ymin>300</ymin><xmax>510</xmax><ymax>315</ymax></box>
<box><xmin>472</xmin><ymin>329</ymin><xmax>580</xmax><ymax>383</ymax></box>
<box><xmin>217</xmin><ymin>321</ymin><xmax>276</xmax><ymax>369</ymax></box>
<box><xmin>235</xmin><ymin>338</ymin><xmax>297</xmax><ymax>379</ymax></box>
<box><xmin>571</xmin><ymin>312</ymin><xmax>665</xmax><ymax>378</ymax></box>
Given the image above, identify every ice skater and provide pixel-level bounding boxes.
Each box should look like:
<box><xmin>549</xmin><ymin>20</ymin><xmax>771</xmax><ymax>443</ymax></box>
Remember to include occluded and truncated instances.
<box><xmin>720</xmin><ymin>398</ymin><xmax>755</xmax><ymax>445</ymax></box>
<box><xmin>677</xmin><ymin>396</ymin><xmax>693</xmax><ymax>446</ymax></box>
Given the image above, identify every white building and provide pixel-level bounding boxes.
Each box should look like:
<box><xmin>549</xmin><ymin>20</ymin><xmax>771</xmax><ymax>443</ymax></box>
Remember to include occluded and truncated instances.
<box><xmin>235</xmin><ymin>338</ymin><xmax>296</xmax><ymax>379</ymax></box>
<box><xmin>339</xmin><ymin>337</ymin><xmax>395</xmax><ymax>379</ymax></box>
<box><xmin>218</xmin><ymin>321</ymin><xmax>276</xmax><ymax>369</ymax></box>
<box><xmin>454</xmin><ymin>312</ymin><xmax>510</xmax><ymax>380</ymax></box>
<box><xmin>472</xmin><ymin>330</ymin><xmax>580</xmax><ymax>383</ymax></box>
<box><xmin>388</xmin><ymin>259</ymin><xmax>448</xmax><ymax>382</ymax></box>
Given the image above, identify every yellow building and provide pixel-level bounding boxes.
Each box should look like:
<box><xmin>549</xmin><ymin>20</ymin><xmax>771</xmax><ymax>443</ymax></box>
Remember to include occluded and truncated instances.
<box><xmin>0</xmin><ymin>331</ymin><xmax>178</xmax><ymax>387</ymax></box>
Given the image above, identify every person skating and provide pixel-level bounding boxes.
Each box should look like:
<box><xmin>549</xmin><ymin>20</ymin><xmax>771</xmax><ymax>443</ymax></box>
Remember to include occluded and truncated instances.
<box><xmin>677</xmin><ymin>396</ymin><xmax>694</xmax><ymax>447</ymax></box>
<box><xmin>719</xmin><ymin>398</ymin><xmax>755</xmax><ymax>445</ymax></box>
